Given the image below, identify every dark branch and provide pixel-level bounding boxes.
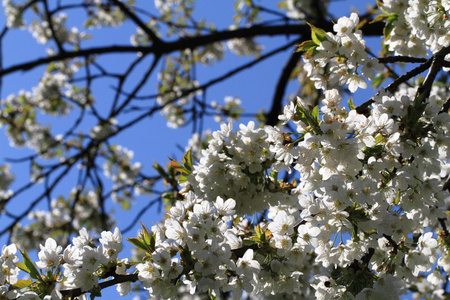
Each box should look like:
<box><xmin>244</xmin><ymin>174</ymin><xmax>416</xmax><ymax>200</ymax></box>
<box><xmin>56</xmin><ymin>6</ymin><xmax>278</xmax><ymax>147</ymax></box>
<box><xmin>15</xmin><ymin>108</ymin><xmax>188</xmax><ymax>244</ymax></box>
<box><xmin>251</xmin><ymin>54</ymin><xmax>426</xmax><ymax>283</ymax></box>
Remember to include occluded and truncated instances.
<box><xmin>60</xmin><ymin>273</ymin><xmax>139</xmax><ymax>298</ymax></box>
<box><xmin>416</xmin><ymin>45</ymin><xmax>450</xmax><ymax>100</ymax></box>
<box><xmin>377</xmin><ymin>56</ymin><xmax>427</xmax><ymax>64</ymax></box>
<box><xmin>266</xmin><ymin>48</ymin><xmax>302</xmax><ymax>126</ymax></box>
<box><xmin>356</xmin><ymin>59</ymin><xmax>433</xmax><ymax>115</ymax></box>
<box><xmin>110</xmin><ymin>0</ymin><xmax>162</xmax><ymax>45</ymax></box>
<box><xmin>0</xmin><ymin>21</ymin><xmax>383</xmax><ymax>78</ymax></box>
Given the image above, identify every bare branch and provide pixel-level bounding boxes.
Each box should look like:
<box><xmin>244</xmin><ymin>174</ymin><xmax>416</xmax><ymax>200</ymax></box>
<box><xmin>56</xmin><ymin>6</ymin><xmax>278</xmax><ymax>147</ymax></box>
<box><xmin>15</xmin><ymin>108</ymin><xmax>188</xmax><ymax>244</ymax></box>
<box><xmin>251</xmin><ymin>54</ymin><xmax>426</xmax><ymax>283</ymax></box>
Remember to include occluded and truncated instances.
<box><xmin>109</xmin><ymin>0</ymin><xmax>162</xmax><ymax>45</ymax></box>
<box><xmin>0</xmin><ymin>21</ymin><xmax>383</xmax><ymax>78</ymax></box>
<box><xmin>416</xmin><ymin>45</ymin><xmax>450</xmax><ymax>100</ymax></box>
<box><xmin>60</xmin><ymin>273</ymin><xmax>139</xmax><ymax>298</ymax></box>
<box><xmin>377</xmin><ymin>56</ymin><xmax>427</xmax><ymax>64</ymax></box>
<box><xmin>266</xmin><ymin>47</ymin><xmax>302</xmax><ymax>126</ymax></box>
<box><xmin>356</xmin><ymin>59</ymin><xmax>433</xmax><ymax>115</ymax></box>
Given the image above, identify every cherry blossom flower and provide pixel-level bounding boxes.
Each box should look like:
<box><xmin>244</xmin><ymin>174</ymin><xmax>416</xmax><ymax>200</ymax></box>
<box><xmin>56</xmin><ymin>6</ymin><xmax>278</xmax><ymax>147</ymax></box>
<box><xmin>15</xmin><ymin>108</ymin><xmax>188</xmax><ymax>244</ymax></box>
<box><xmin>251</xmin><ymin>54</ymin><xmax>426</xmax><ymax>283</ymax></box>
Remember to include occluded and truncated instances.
<box><xmin>36</xmin><ymin>238</ymin><xmax>62</xmax><ymax>270</ymax></box>
<box><xmin>236</xmin><ymin>249</ymin><xmax>260</xmax><ymax>277</ymax></box>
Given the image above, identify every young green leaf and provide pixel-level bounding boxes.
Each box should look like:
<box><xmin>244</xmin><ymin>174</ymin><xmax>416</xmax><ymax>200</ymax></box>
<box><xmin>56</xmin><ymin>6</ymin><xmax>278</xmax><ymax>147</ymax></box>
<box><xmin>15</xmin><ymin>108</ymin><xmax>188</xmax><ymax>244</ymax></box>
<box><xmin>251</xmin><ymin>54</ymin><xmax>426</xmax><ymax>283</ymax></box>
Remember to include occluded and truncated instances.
<box><xmin>153</xmin><ymin>162</ymin><xmax>170</xmax><ymax>182</ymax></box>
<box><xmin>14</xmin><ymin>262</ymin><xmax>31</xmax><ymax>274</ymax></box>
<box><xmin>307</xmin><ymin>23</ymin><xmax>328</xmax><ymax>45</ymax></box>
<box><xmin>127</xmin><ymin>238</ymin><xmax>148</xmax><ymax>252</ymax></box>
<box><xmin>371</xmin><ymin>74</ymin><xmax>386</xmax><ymax>88</ymax></box>
<box><xmin>12</xmin><ymin>279</ymin><xmax>34</xmax><ymax>289</ymax></box>
<box><xmin>304</xmin><ymin>45</ymin><xmax>319</xmax><ymax>59</ymax></box>
<box><xmin>127</xmin><ymin>223</ymin><xmax>156</xmax><ymax>253</ymax></box>
<box><xmin>181</xmin><ymin>149</ymin><xmax>193</xmax><ymax>173</ymax></box>
<box><xmin>348</xmin><ymin>97</ymin><xmax>356</xmax><ymax>110</ymax></box>
<box><xmin>18</xmin><ymin>248</ymin><xmax>42</xmax><ymax>281</ymax></box>
<box><xmin>311</xmin><ymin>105</ymin><xmax>320</xmax><ymax>121</ymax></box>
<box><xmin>295</xmin><ymin>40</ymin><xmax>317</xmax><ymax>52</ymax></box>
<box><xmin>168</xmin><ymin>157</ymin><xmax>190</xmax><ymax>175</ymax></box>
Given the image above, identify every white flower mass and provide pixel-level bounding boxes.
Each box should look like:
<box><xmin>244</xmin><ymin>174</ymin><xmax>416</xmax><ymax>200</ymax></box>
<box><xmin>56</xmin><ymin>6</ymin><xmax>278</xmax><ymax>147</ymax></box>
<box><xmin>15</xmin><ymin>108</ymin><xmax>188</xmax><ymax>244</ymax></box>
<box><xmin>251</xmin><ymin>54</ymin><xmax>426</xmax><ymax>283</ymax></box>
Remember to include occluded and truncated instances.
<box><xmin>1</xmin><ymin>0</ymin><xmax>450</xmax><ymax>299</ymax></box>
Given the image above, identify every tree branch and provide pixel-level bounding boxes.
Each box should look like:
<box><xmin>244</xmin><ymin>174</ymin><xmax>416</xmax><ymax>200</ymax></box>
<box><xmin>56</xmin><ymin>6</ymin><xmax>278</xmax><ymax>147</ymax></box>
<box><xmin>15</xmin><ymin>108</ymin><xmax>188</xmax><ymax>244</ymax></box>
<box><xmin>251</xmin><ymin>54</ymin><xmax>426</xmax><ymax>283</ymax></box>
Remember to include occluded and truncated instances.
<box><xmin>266</xmin><ymin>48</ymin><xmax>302</xmax><ymax>126</ymax></box>
<box><xmin>42</xmin><ymin>0</ymin><xmax>65</xmax><ymax>53</ymax></box>
<box><xmin>356</xmin><ymin>58</ymin><xmax>433</xmax><ymax>115</ymax></box>
<box><xmin>60</xmin><ymin>273</ymin><xmax>139</xmax><ymax>298</ymax></box>
<box><xmin>0</xmin><ymin>21</ymin><xmax>383</xmax><ymax>78</ymax></box>
<box><xmin>109</xmin><ymin>0</ymin><xmax>162</xmax><ymax>45</ymax></box>
<box><xmin>111</xmin><ymin>54</ymin><xmax>162</xmax><ymax>117</ymax></box>
<box><xmin>377</xmin><ymin>56</ymin><xmax>427</xmax><ymax>64</ymax></box>
<box><xmin>416</xmin><ymin>45</ymin><xmax>450</xmax><ymax>100</ymax></box>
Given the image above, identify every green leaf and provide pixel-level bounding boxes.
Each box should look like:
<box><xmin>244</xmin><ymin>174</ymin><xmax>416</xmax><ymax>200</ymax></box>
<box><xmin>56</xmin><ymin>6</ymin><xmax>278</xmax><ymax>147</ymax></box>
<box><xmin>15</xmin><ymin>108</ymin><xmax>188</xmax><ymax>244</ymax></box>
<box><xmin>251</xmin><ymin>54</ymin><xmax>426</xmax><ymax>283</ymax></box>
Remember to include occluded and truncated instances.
<box><xmin>127</xmin><ymin>223</ymin><xmax>156</xmax><ymax>253</ymax></box>
<box><xmin>142</xmin><ymin>228</ymin><xmax>154</xmax><ymax>247</ymax></box>
<box><xmin>179</xmin><ymin>174</ymin><xmax>189</xmax><ymax>184</ymax></box>
<box><xmin>243</xmin><ymin>239</ymin><xmax>257</xmax><ymax>246</ymax></box>
<box><xmin>84</xmin><ymin>19</ymin><xmax>94</xmax><ymax>27</ymax></box>
<box><xmin>351</xmin><ymin>224</ymin><xmax>359</xmax><ymax>242</ymax></box>
<box><xmin>278</xmin><ymin>2</ymin><xmax>287</xmax><ymax>9</ymax></box>
<box><xmin>371</xmin><ymin>74</ymin><xmax>386</xmax><ymax>89</ymax></box>
<box><xmin>15</xmin><ymin>262</ymin><xmax>30</xmax><ymax>273</ymax></box>
<box><xmin>382</xmin><ymin>14</ymin><xmax>399</xmax><ymax>40</ymax></box>
<box><xmin>384</xmin><ymin>22</ymin><xmax>395</xmax><ymax>39</ymax></box>
<box><xmin>295</xmin><ymin>40</ymin><xmax>317</xmax><ymax>52</ymax></box>
<box><xmin>386</xmin><ymin>13</ymin><xmax>399</xmax><ymax>22</ymax></box>
<box><xmin>182</xmin><ymin>149</ymin><xmax>193</xmax><ymax>173</ymax></box>
<box><xmin>375</xmin><ymin>134</ymin><xmax>384</xmax><ymax>144</ymax></box>
<box><xmin>46</xmin><ymin>62</ymin><xmax>57</xmax><ymax>72</ymax></box>
<box><xmin>127</xmin><ymin>238</ymin><xmax>147</xmax><ymax>251</ymax></box>
<box><xmin>296</xmin><ymin>103</ymin><xmax>323</xmax><ymax>135</ymax></box>
<box><xmin>311</xmin><ymin>105</ymin><xmax>320</xmax><ymax>121</ymax></box>
<box><xmin>270</xmin><ymin>170</ymin><xmax>278</xmax><ymax>181</ymax></box>
<box><xmin>371</xmin><ymin>12</ymin><xmax>398</xmax><ymax>23</ymax></box>
<box><xmin>121</xmin><ymin>200</ymin><xmax>131</xmax><ymax>210</ymax></box>
<box><xmin>371</xmin><ymin>14</ymin><xmax>390</xmax><ymax>23</ymax></box>
<box><xmin>153</xmin><ymin>162</ymin><xmax>170</xmax><ymax>182</ymax></box>
<box><xmin>17</xmin><ymin>248</ymin><xmax>42</xmax><ymax>281</ymax></box>
<box><xmin>348</xmin><ymin>97</ymin><xmax>356</xmax><ymax>110</ymax></box>
<box><xmin>394</xmin><ymin>190</ymin><xmax>401</xmax><ymax>205</ymax></box>
<box><xmin>307</xmin><ymin>23</ymin><xmax>328</xmax><ymax>45</ymax></box>
<box><xmin>255</xmin><ymin>224</ymin><xmax>264</xmax><ymax>240</ymax></box>
<box><xmin>141</xmin><ymin>222</ymin><xmax>152</xmax><ymax>238</ymax></box>
<box><xmin>168</xmin><ymin>157</ymin><xmax>190</xmax><ymax>175</ymax></box>
<box><xmin>304</xmin><ymin>45</ymin><xmax>319</xmax><ymax>59</ymax></box>
<box><xmin>12</xmin><ymin>279</ymin><xmax>34</xmax><ymax>289</ymax></box>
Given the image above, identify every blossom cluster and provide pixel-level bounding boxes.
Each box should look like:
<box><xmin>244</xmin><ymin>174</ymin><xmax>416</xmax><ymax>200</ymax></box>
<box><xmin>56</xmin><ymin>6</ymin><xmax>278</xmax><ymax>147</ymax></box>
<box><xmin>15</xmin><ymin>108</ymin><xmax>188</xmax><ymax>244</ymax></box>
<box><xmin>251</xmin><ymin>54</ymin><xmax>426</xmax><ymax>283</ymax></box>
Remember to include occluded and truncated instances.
<box><xmin>187</xmin><ymin>121</ymin><xmax>282</xmax><ymax>215</ymax></box>
<box><xmin>29</xmin><ymin>13</ymin><xmax>88</xmax><ymax>46</ymax></box>
<box><xmin>11</xmin><ymin>189</ymin><xmax>116</xmax><ymax>252</ymax></box>
<box><xmin>302</xmin><ymin>12</ymin><xmax>383</xmax><ymax>92</ymax></box>
<box><xmin>172</xmin><ymin>85</ymin><xmax>449</xmax><ymax>299</ymax></box>
<box><xmin>3</xmin><ymin>0</ymin><xmax>25</xmax><ymax>28</ymax></box>
<box><xmin>83</xmin><ymin>0</ymin><xmax>125</xmax><ymax>28</ymax></box>
<box><xmin>5</xmin><ymin>70</ymin><xmax>449</xmax><ymax>298</ymax></box>
<box><xmin>0</xmin><ymin>90</ymin><xmax>65</xmax><ymax>158</ymax></box>
<box><xmin>0</xmin><ymin>164</ymin><xmax>14</xmax><ymax>201</ymax></box>
<box><xmin>381</xmin><ymin>0</ymin><xmax>450</xmax><ymax>56</ymax></box>
<box><xmin>281</xmin><ymin>0</ymin><xmax>326</xmax><ymax>21</ymax></box>
<box><xmin>102</xmin><ymin>144</ymin><xmax>154</xmax><ymax>205</ymax></box>
<box><xmin>226</xmin><ymin>28</ymin><xmax>264</xmax><ymax>58</ymax></box>
<box><xmin>210</xmin><ymin>96</ymin><xmax>243</xmax><ymax>125</ymax></box>
<box><xmin>0</xmin><ymin>228</ymin><xmax>124</xmax><ymax>299</ymax></box>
